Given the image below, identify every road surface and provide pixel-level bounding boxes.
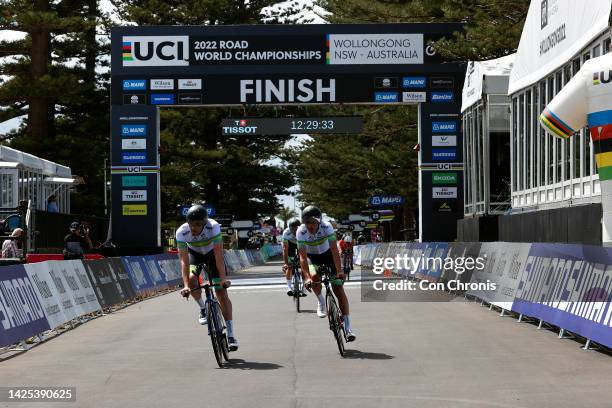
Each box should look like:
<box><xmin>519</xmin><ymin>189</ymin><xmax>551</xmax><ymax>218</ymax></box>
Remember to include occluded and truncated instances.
<box><xmin>1</xmin><ymin>261</ymin><xmax>612</xmax><ymax>408</ymax></box>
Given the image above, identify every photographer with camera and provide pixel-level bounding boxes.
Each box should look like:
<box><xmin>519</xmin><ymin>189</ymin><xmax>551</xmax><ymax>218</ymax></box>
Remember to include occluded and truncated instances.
<box><xmin>63</xmin><ymin>221</ymin><xmax>92</xmax><ymax>260</ymax></box>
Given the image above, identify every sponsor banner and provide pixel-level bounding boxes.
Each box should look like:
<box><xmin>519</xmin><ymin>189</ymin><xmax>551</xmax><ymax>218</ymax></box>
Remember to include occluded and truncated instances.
<box><xmin>108</xmin><ymin>258</ymin><xmax>137</xmax><ymax>301</ymax></box>
<box><xmin>121</xmin><ymin>257</ymin><xmax>155</xmax><ymax>295</ymax></box>
<box><xmin>467</xmin><ymin>242</ymin><xmax>531</xmax><ymax>309</ymax></box>
<box><xmin>150</xmin><ymin>79</ymin><xmax>175</xmax><ymax>90</ymax></box>
<box><xmin>123</xmin><ymin>204</ymin><xmax>148</xmax><ymax>216</ymax></box>
<box><xmin>432</xmin><ymin>172</ymin><xmax>457</xmax><ymax>185</ymax></box>
<box><xmin>374</xmin><ymin>92</ymin><xmax>399</xmax><ymax>103</ymax></box>
<box><xmin>374</xmin><ymin>77</ymin><xmax>399</xmax><ymax>89</ymax></box>
<box><xmin>432</xmin><ymin>148</ymin><xmax>457</xmax><ymax>161</ymax></box>
<box><xmin>121</xmin><ymin>152</ymin><xmax>147</xmax><ymax>164</ymax></box>
<box><xmin>83</xmin><ymin>260</ymin><xmax>124</xmax><ymax>307</ymax></box>
<box><xmin>432</xmin><ymin>186</ymin><xmax>458</xmax><ymax>198</ymax></box>
<box><xmin>123</xmin><ymin>94</ymin><xmax>146</xmax><ymax>105</ymax></box>
<box><xmin>430</xmin><ymin>91</ymin><xmax>454</xmax><ymax>103</ymax></box>
<box><xmin>0</xmin><ymin>264</ymin><xmax>50</xmax><ymax>347</ymax></box>
<box><xmin>402</xmin><ymin>76</ymin><xmax>427</xmax><ymax>88</ymax></box>
<box><xmin>122</xmin><ymin>175</ymin><xmax>147</xmax><ymax>187</ymax></box>
<box><xmin>122</xmin><ymin>79</ymin><xmax>147</xmax><ymax>91</ymax></box>
<box><xmin>512</xmin><ymin>243</ymin><xmax>612</xmax><ymax>348</ymax></box>
<box><xmin>152</xmin><ymin>254</ymin><xmax>182</xmax><ymax>286</ymax></box>
<box><xmin>111</xmin><ymin>165</ymin><xmax>159</xmax><ymax>174</ymax></box>
<box><xmin>432</xmin><ymin>135</ymin><xmax>457</xmax><ymax>147</ymax></box>
<box><xmin>59</xmin><ymin>260</ymin><xmax>101</xmax><ymax>315</ymax></box>
<box><xmin>402</xmin><ymin>91</ymin><xmax>426</xmax><ymax>103</ymax></box>
<box><xmin>327</xmin><ymin>34</ymin><xmax>424</xmax><ymax>65</ymax></box>
<box><xmin>431</xmin><ymin>121</ymin><xmax>458</xmax><ymax>133</ymax></box>
<box><xmin>432</xmin><ymin>200</ymin><xmax>457</xmax><ymax>212</ymax></box>
<box><xmin>122</xmin><ymin>138</ymin><xmax>147</xmax><ymax>150</ymax></box>
<box><xmin>419</xmin><ymin>163</ymin><xmax>464</xmax><ymax>171</ymax></box>
<box><xmin>24</xmin><ymin>262</ymin><xmax>68</xmax><ymax>329</ymax></box>
<box><xmin>439</xmin><ymin>242</ymin><xmax>483</xmax><ymax>288</ymax></box>
<box><xmin>178</xmin><ymin>79</ymin><xmax>202</xmax><ymax>89</ymax></box>
<box><xmin>430</xmin><ymin>76</ymin><xmax>454</xmax><ymax>88</ymax></box>
<box><xmin>178</xmin><ymin>93</ymin><xmax>203</xmax><ymax>104</ymax></box>
<box><xmin>121</xmin><ymin>124</ymin><xmax>147</xmax><ymax>136</ymax></box>
<box><xmin>151</xmin><ymin>93</ymin><xmax>175</xmax><ymax>105</ymax></box>
<box><xmin>122</xmin><ymin>190</ymin><xmax>147</xmax><ymax>202</ymax></box>
<box><xmin>369</xmin><ymin>195</ymin><xmax>405</xmax><ymax>207</ymax></box>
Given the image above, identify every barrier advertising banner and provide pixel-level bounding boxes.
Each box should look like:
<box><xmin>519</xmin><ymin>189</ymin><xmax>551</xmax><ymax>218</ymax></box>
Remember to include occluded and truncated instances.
<box><xmin>467</xmin><ymin>242</ymin><xmax>530</xmax><ymax>309</ymax></box>
<box><xmin>108</xmin><ymin>258</ymin><xmax>137</xmax><ymax>300</ymax></box>
<box><xmin>0</xmin><ymin>265</ymin><xmax>50</xmax><ymax>347</ymax></box>
<box><xmin>83</xmin><ymin>259</ymin><xmax>124</xmax><ymax>307</ymax></box>
<box><xmin>513</xmin><ymin>244</ymin><xmax>612</xmax><ymax>348</ymax></box>
<box><xmin>59</xmin><ymin>260</ymin><xmax>101</xmax><ymax>315</ymax></box>
<box><xmin>24</xmin><ymin>262</ymin><xmax>68</xmax><ymax>329</ymax></box>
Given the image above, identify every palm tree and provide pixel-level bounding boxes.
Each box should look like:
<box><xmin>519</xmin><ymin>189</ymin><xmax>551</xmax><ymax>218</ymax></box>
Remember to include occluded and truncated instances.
<box><xmin>277</xmin><ymin>206</ymin><xmax>297</xmax><ymax>229</ymax></box>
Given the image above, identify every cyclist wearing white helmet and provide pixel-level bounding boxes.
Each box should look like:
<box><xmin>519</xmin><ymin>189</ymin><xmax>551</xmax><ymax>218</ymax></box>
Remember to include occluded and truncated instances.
<box><xmin>296</xmin><ymin>205</ymin><xmax>356</xmax><ymax>341</ymax></box>
<box><xmin>177</xmin><ymin>204</ymin><xmax>239</xmax><ymax>351</ymax></box>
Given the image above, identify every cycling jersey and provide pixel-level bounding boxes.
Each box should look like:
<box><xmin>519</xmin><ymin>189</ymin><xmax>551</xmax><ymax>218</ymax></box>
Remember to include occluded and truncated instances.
<box><xmin>296</xmin><ymin>221</ymin><xmax>336</xmax><ymax>255</ymax></box>
<box><xmin>540</xmin><ymin>53</ymin><xmax>612</xmax><ymax>241</ymax></box>
<box><xmin>175</xmin><ymin>219</ymin><xmax>222</xmax><ymax>255</ymax></box>
<box><xmin>282</xmin><ymin>227</ymin><xmax>298</xmax><ymax>258</ymax></box>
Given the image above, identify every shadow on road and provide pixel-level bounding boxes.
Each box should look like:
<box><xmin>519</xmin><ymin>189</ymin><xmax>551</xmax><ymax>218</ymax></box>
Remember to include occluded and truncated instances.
<box><xmin>343</xmin><ymin>349</ymin><xmax>395</xmax><ymax>360</ymax></box>
<box><xmin>225</xmin><ymin>359</ymin><xmax>283</xmax><ymax>370</ymax></box>
<box><xmin>297</xmin><ymin>309</ymin><xmax>317</xmax><ymax>314</ymax></box>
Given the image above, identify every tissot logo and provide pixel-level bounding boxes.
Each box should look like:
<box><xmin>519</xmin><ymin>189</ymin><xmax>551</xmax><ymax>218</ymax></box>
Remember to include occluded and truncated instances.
<box><xmin>541</xmin><ymin>0</ymin><xmax>548</xmax><ymax>29</ymax></box>
<box><xmin>222</xmin><ymin>120</ymin><xmax>258</xmax><ymax>135</ymax></box>
<box><xmin>122</xmin><ymin>36</ymin><xmax>189</xmax><ymax>67</ymax></box>
<box><xmin>240</xmin><ymin>79</ymin><xmax>336</xmax><ymax>103</ymax></box>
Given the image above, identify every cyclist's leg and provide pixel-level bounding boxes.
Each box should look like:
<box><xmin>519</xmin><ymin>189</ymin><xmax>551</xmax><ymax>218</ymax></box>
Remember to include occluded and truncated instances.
<box><xmin>325</xmin><ymin>253</ymin><xmax>354</xmax><ymax>336</ymax></box>
<box><xmin>188</xmin><ymin>251</ymin><xmax>208</xmax><ymax>323</ymax></box>
<box><xmin>285</xmin><ymin>256</ymin><xmax>295</xmax><ymax>294</ymax></box>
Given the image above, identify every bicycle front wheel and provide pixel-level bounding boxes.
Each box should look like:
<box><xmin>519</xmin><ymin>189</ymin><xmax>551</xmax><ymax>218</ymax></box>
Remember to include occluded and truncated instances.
<box><xmin>293</xmin><ymin>273</ymin><xmax>301</xmax><ymax>313</ymax></box>
<box><xmin>207</xmin><ymin>301</ymin><xmax>225</xmax><ymax>367</ymax></box>
<box><xmin>326</xmin><ymin>293</ymin><xmax>345</xmax><ymax>357</ymax></box>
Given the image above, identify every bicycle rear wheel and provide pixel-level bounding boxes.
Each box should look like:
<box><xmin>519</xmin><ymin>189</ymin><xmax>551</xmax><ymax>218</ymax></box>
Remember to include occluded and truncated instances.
<box><xmin>326</xmin><ymin>293</ymin><xmax>345</xmax><ymax>357</ymax></box>
<box><xmin>293</xmin><ymin>273</ymin><xmax>301</xmax><ymax>313</ymax></box>
<box><xmin>207</xmin><ymin>301</ymin><xmax>225</xmax><ymax>367</ymax></box>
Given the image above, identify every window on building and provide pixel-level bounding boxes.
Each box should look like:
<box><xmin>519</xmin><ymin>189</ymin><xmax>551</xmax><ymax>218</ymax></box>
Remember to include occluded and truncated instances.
<box><xmin>539</xmin><ymin>81</ymin><xmax>546</xmax><ymax>187</ymax></box>
<box><xmin>512</xmin><ymin>97</ymin><xmax>518</xmax><ymax>192</ymax></box>
<box><xmin>518</xmin><ymin>93</ymin><xmax>524</xmax><ymax>191</ymax></box>
<box><xmin>604</xmin><ymin>37</ymin><xmax>611</xmax><ymax>54</ymax></box>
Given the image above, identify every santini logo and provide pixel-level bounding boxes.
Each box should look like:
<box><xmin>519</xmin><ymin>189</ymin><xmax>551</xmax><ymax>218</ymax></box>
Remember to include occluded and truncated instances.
<box><xmin>122</xmin><ymin>36</ymin><xmax>189</xmax><ymax>67</ymax></box>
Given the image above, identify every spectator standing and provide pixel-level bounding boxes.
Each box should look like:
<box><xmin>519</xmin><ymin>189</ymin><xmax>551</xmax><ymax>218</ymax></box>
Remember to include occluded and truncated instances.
<box><xmin>63</xmin><ymin>221</ymin><xmax>92</xmax><ymax>260</ymax></box>
<box><xmin>47</xmin><ymin>195</ymin><xmax>59</xmax><ymax>213</ymax></box>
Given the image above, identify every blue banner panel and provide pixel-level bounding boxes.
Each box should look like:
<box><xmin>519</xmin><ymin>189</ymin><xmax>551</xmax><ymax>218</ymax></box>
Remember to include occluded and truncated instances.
<box><xmin>0</xmin><ymin>265</ymin><xmax>50</xmax><ymax>347</ymax></box>
<box><xmin>513</xmin><ymin>243</ymin><xmax>612</xmax><ymax>348</ymax></box>
<box><xmin>121</xmin><ymin>256</ymin><xmax>156</xmax><ymax>295</ymax></box>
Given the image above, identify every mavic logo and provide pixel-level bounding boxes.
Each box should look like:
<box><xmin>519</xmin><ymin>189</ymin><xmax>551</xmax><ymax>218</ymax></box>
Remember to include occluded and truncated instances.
<box><xmin>122</xmin><ymin>36</ymin><xmax>189</xmax><ymax>67</ymax></box>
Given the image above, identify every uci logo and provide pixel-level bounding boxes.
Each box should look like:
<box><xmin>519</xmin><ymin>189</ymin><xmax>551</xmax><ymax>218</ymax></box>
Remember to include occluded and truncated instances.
<box><xmin>122</xmin><ymin>36</ymin><xmax>189</xmax><ymax>67</ymax></box>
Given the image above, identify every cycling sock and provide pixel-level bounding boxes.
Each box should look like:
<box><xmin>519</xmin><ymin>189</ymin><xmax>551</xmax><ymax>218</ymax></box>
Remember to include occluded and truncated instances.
<box><xmin>195</xmin><ymin>297</ymin><xmax>206</xmax><ymax>310</ymax></box>
<box><xmin>343</xmin><ymin>315</ymin><xmax>351</xmax><ymax>331</ymax></box>
<box><xmin>286</xmin><ymin>279</ymin><xmax>292</xmax><ymax>290</ymax></box>
<box><xmin>226</xmin><ymin>320</ymin><xmax>234</xmax><ymax>337</ymax></box>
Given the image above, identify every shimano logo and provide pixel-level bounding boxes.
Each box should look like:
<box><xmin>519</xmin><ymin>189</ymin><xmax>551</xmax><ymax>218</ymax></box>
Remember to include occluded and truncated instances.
<box><xmin>122</xmin><ymin>36</ymin><xmax>189</xmax><ymax>67</ymax></box>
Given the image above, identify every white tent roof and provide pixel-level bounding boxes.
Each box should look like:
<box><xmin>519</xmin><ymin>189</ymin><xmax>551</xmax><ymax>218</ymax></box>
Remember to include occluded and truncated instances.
<box><xmin>461</xmin><ymin>54</ymin><xmax>515</xmax><ymax>112</ymax></box>
<box><xmin>0</xmin><ymin>145</ymin><xmax>72</xmax><ymax>178</ymax></box>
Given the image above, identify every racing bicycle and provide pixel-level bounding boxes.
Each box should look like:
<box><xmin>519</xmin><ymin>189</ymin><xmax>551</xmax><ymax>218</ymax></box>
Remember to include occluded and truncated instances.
<box><xmin>185</xmin><ymin>264</ymin><xmax>230</xmax><ymax>368</ymax></box>
<box><xmin>313</xmin><ymin>264</ymin><xmax>347</xmax><ymax>357</ymax></box>
<box><xmin>289</xmin><ymin>257</ymin><xmax>305</xmax><ymax>312</ymax></box>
